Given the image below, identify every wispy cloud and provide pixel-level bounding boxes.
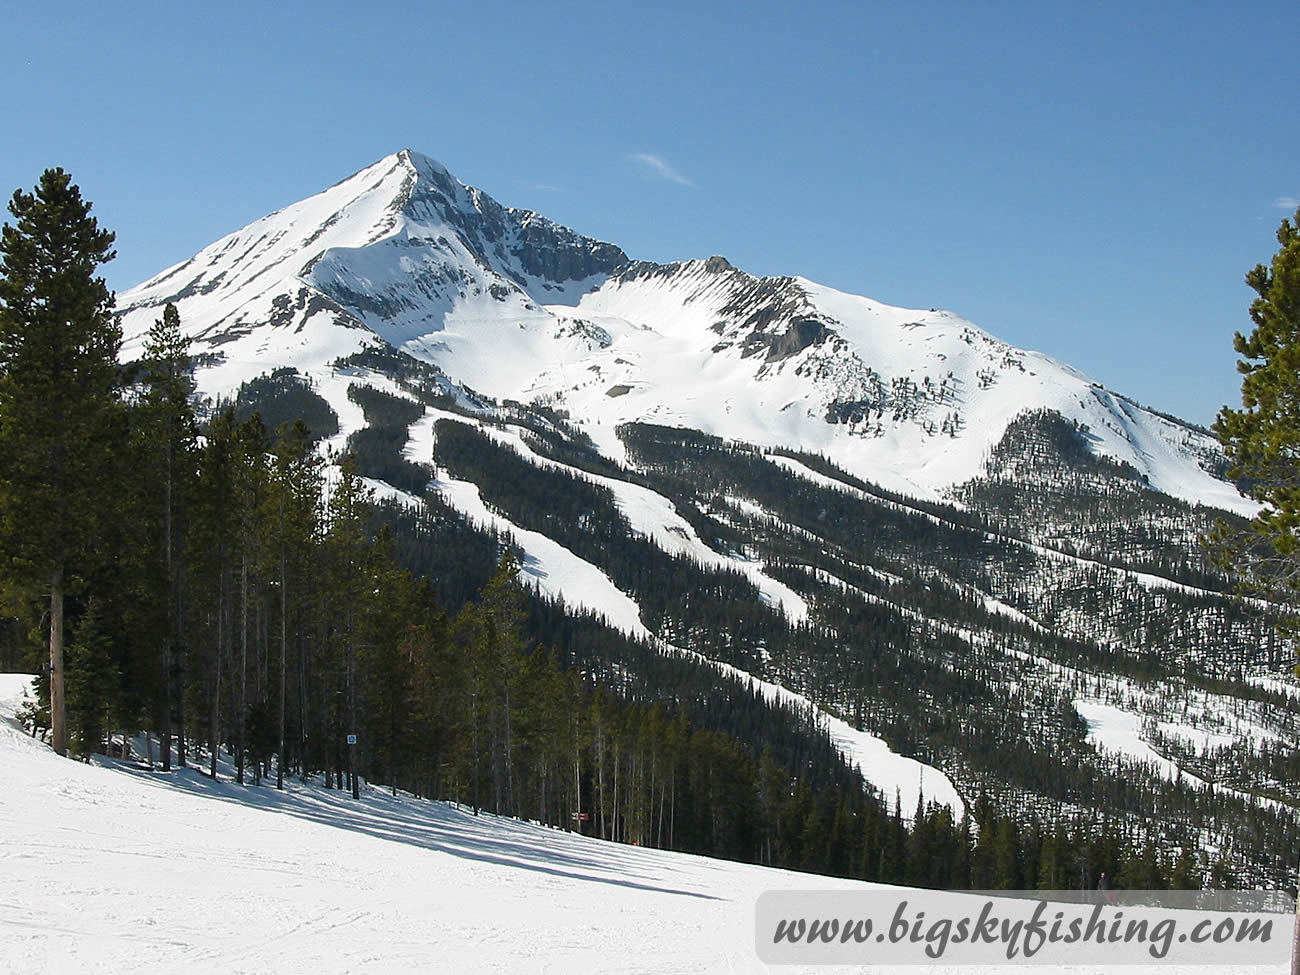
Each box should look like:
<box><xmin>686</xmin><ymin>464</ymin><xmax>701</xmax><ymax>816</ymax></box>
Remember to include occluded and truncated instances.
<box><xmin>1274</xmin><ymin>196</ymin><xmax>1300</xmax><ymax>210</ymax></box>
<box><xmin>628</xmin><ymin>152</ymin><xmax>695</xmax><ymax>187</ymax></box>
<box><xmin>519</xmin><ymin>182</ymin><xmax>566</xmax><ymax>194</ymax></box>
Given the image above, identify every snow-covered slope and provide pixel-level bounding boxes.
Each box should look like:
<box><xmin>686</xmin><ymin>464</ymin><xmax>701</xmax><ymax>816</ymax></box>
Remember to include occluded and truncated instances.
<box><xmin>116</xmin><ymin>150</ymin><xmax>624</xmax><ymax>398</ymax></box>
<box><xmin>2</xmin><ymin>675</ymin><xmax>1280</xmax><ymax>975</ymax></box>
<box><xmin>115</xmin><ymin>150</ymin><xmax>1250</xmax><ymax>515</ymax></box>
<box><xmin>400</xmin><ymin>407</ymin><xmax>966</xmax><ymax>818</ymax></box>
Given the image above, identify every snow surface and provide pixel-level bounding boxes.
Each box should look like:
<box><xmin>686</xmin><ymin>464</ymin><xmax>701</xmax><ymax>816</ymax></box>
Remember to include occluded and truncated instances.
<box><xmin>1</xmin><ymin>675</ymin><xmax>1284</xmax><ymax>975</ymax></box>
<box><xmin>1076</xmin><ymin>699</ymin><xmax>1186</xmax><ymax>783</ymax></box>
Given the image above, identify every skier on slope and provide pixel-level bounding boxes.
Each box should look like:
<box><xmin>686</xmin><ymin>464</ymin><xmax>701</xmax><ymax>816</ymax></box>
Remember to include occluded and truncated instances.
<box><xmin>1097</xmin><ymin>871</ymin><xmax>1117</xmax><ymax>905</ymax></box>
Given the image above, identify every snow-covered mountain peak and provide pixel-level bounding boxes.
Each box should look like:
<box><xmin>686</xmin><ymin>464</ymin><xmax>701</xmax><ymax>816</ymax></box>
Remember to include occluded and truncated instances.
<box><xmin>395</xmin><ymin>147</ymin><xmax>450</xmax><ymax>177</ymax></box>
<box><xmin>116</xmin><ymin>150</ymin><xmax>627</xmax><ymax>393</ymax></box>
<box><xmin>114</xmin><ymin>150</ymin><xmax>1250</xmax><ymax>514</ymax></box>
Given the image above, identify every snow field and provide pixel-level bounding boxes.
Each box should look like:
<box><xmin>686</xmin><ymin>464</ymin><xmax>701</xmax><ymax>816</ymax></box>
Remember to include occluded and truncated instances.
<box><xmin>2</xmin><ymin>674</ymin><xmax>1284</xmax><ymax>975</ymax></box>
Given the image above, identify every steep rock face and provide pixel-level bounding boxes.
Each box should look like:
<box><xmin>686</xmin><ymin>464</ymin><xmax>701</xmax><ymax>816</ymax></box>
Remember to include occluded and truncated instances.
<box><xmin>604</xmin><ymin>259</ymin><xmax>839</xmax><ymax>363</ymax></box>
<box><xmin>297</xmin><ymin>151</ymin><xmax>630</xmax><ymax>346</ymax></box>
<box><xmin>507</xmin><ymin>212</ymin><xmax>627</xmax><ymax>286</ymax></box>
<box><xmin>115</xmin><ymin>149</ymin><xmax>1249</xmax><ymax>515</ymax></box>
<box><xmin>381</xmin><ymin>151</ymin><xmax>627</xmax><ymax>293</ymax></box>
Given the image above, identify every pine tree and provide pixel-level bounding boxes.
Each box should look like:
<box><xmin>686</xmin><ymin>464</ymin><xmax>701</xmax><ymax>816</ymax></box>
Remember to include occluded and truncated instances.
<box><xmin>64</xmin><ymin>597</ymin><xmax>120</xmax><ymax>756</ymax></box>
<box><xmin>1169</xmin><ymin>845</ymin><xmax>1201</xmax><ymax>890</ymax></box>
<box><xmin>324</xmin><ymin>454</ymin><xmax>373</xmax><ymax>799</ymax></box>
<box><xmin>193</xmin><ymin>407</ymin><xmax>239</xmax><ymax>777</ymax></box>
<box><xmin>356</xmin><ymin>535</ymin><xmax>425</xmax><ymax>795</ymax></box>
<box><xmin>233</xmin><ymin>414</ymin><xmax>270</xmax><ymax>784</ymax></box>
<box><xmin>136</xmin><ymin>302</ymin><xmax>197</xmax><ymax>769</ymax></box>
<box><xmin>267</xmin><ymin>419</ymin><xmax>323</xmax><ymax>789</ymax></box>
<box><xmin>1212</xmin><ymin>206</ymin><xmax>1300</xmax><ymax>616</ymax></box>
<box><xmin>0</xmin><ymin>169</ymin><xmax>120</xmax><ymax>757</ymax></box>
<box><xmin>476</xmin><ymin>552</ymin><xmax>529</xmax><ymax>817</ymax></box>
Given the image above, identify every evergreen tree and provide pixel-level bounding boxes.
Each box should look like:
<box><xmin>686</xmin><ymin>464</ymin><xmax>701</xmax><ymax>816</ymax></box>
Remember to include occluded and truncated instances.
<box><xmin>356</xmin><ymin>532</ymin><xmax>424</xmax><ymax>796</ymax></box>
<box><xmin>476</xmin><ymin>552</ymin><xmax>530</xmax><ymax>817</ymax></box>
<box><xmin>324</xmin><ymin>454</ymin><xmax>373</xmax><ymax>799</ymax></box>
<box><xmin>0</xmin><ymin>169</ymin><xmax>120</xmax><ymax>757</ymax></box>
<box><xmin>1169</xmin><ymin>845</ymin><xmax>1201</xmax><ymax>890</ymax></box>
<box><xmin>193</xmin><ymin>407</ymin><xmax>239</xmax><ymax>777</ymax></box>
<box><xmin>267</xmin><ymin>419</ymin><xmax>323</xmax><ymax>788</ymax></box>
<box><xmin>135</xmin><ymin>302</ymin><xmax>197</xmax><ymax>769</ymax></box>
<box><xmin>64</xmin><ymin>597</ymin><xmax>120</xmax><ymax>756</ymax></box>
<box><xmin>1212</xmin><ymin>205</ymin><xmax>1300</xmax><ymax>615</ymax></box>
<box><xmin>233</xmin><ymin>414</ymin><xmax>270</xmax><ymax>784</ymax></box>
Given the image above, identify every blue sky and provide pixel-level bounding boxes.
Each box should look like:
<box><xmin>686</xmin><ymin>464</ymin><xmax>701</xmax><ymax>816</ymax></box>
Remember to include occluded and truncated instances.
<box><xmin>3</xmin><ymin>0</ymin><xmax>1296</xmax><ymax>427</ymax></box>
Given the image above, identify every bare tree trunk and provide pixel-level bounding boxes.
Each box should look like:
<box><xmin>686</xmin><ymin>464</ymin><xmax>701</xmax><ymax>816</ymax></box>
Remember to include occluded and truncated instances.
<box><xmin>596</xmin><ymin>726</ymin><xmax>606</xmax><ymax>841</ymax></box>
<box><xmin>503</xmin><ymin>684</ymin><xmax>514</xmax><ymax>817</ymax></box>
<box><xmin>537</xmin><ymin>760</ymin><xmax>546</xmax><ymax>825</ymax></box>
<box><xmin>669</xmin><ymin>774</ymin><xmax>675</xmax><ymax>849</ymax></box>
<box><xmin>278</xmin><ymin>547</ymin><xmax>287</xmax><ymax>790</ymax></box>
<box><xmin>160</xmin><ymin>636</ymin><xmax>172</xmax><ymax>772</ymax></box>
<box><xmin>176</xmin><ymin>645</ymin><xmax>187</xmax><ymax>768</ymax></box>
<box><xmin>299</xmin><ymin>600</ymin><xmax>309</xmax><ymax>779</ymax></box>
<box><xmin>573</xmin><ymin>724</ymin><xmax>581</xmax><ymax>834</ymax></box>
<box><xmin>161</xmin><ymin>434</ymin><xmax>173</xmax><ymax>772</ymax></box>
<box><xmin>258</xmin><ymin>598</ymin><xmax>268</xmax><ymax>704</ymax></box>
<box><xmin>238</xmin><ymin>553</ymin><xmax>248</xmax><ymax>785</ymax></box>
<box><xmin>210</xmin><ymin>602</ymin><xmax>222</xmax><ymax>780</ymax></box>
<box><xmin>649</xmin><ymin>747</ymin><xmax>657</xmax><ymax>848</ymax></box>
<box><xmin>471</xmin><ymin>684</ymin><xmax>480</xmax><ymax>816</ymax></box>
<box><xmin>49</xmin><ymin>566</ymin><xmax>67</xmax><ymax>757</ymax></box>
<box><xmin>657</xmin><ymin>780</ymin><xmax>665</xmax><ymax>849</ymax></box>
<box><xmin>612</xmin><ymin>742</ymin><xmax>619</xmax><ymax>843</ymax></box>
<box><xmin>348</xmin><ymin>620</ymin><xmax>358</xmax><ymax>801</ymax></box>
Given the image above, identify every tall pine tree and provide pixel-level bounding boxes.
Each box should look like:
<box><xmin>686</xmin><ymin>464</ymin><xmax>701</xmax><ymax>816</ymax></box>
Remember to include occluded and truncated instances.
<box><xmin>136</xmin><ymin>302</ymin><xmax>197</xmax><ymax>768</ymax></box>
<box><xmin>324</xmin><ymin>454</ymin><xmax>373</xmax><ymax>799</ymax></box>
<box><xmin>268</xmin><ymin>419</ymin><xmax>323</xmax><ymax>788</ymax></box>
<box><xmin>0</xmin><ymin>169</ymin><xmax>120</xmax><ymax>756</ymax></box>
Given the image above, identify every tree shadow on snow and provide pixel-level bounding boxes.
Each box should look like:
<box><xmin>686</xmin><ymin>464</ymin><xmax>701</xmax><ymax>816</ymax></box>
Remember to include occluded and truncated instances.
<box><xmin>99</xmin><ymin>755</ymin><xmax>721</xmax><ymax>902</ymax></box>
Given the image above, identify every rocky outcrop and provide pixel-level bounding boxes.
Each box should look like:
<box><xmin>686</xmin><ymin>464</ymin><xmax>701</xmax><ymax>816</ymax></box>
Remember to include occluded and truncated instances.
<box><xmin>507</xmin><ymin>213</ymin><xmax>627</xmax><ymax>283</ymax></box>
<box><xmin>395</xmin><ymin>152</ymin><xmax>626</xmax><ymax>288</ymax></box>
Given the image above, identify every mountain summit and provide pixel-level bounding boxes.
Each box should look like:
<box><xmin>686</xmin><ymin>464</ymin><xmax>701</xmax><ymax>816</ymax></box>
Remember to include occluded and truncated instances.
<box><xmin>116</xmin><ymin>150</ymin><xmax>1246</xmax><ymax>512</ymax></box>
